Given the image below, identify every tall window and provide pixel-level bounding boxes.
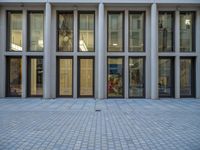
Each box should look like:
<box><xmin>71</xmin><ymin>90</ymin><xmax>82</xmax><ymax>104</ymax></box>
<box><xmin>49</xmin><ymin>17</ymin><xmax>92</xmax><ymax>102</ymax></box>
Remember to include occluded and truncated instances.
<box><xmin>129</xmin><ymin>57</ymin><xmax>145</xmax><ymax>97</ymax></box>
<box><xmin>57</xmin><ymin>11</ymin><xmax>73</xmax><ymax>51</ymax></box>
<box><xmin>180</xmin><ymin>12</ymin><xmax>195</xmax><ymax>52</ymax></box>
<box><xmin>27</xmin><ymin>57</ymin><xmax>43</xmax><ymax>97</ymax></box>
<box><xmin>129</xmin><ymin>12</ymin><xmax>145</xmax><ymax>52</ymax></box>
<box><xmin>78</xmin><ymin>12</ymin><xmax>95</xmax><ymax>52</ymax></box>
<box><xmin>57</xmin><ymin>57</ymin><xmax>73</xmax><ymax>97</ymax></box>
<box><xmin>78</xmin><ymin>57</ymin><xmax>94</xmax><ymax>97</ymax></box>
<box><xmin>159</xmin><ymin>58</ymin><xmax>174</xmax><ymax>97</ymax></box>
<box><xmin>107</xmin><ymin>57</ymin><xmax>124</xmax><ymax>98</ymax></box>
<box><xmin>108</xmin><ymin>12</ymin><xmax>124</xmax><ymax>52</ymax></box>
<box><xmin>28</xmin><ymin>11</ymin><xmax>44</xmax><ymax>51</ymax></box>
<box><xmin>6</xmin><ymin>57</ymin><xmax>22</xmax><ymax>97</ymax></box>
<box><xmin>7</xmin><ymin>11</ymin><xmax>22</xmax><ymax>51</ymax></box>
<box><xmin>158</xmin><ymin>12</ymin><xmax>174</xmax><ymax>52</ymax></box>
<box><xmin>180</xmin><ymin>58</ymin><xmax>195</xmax><ymax>97</ymax></box>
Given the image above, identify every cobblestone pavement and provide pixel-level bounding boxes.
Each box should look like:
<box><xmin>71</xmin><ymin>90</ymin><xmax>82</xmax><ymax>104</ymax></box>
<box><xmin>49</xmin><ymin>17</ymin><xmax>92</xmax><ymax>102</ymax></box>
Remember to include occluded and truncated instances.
<box><xmin>0</xmin><ymin>98</ymin><xmax>200</xmax><ymax>150</ymax></box>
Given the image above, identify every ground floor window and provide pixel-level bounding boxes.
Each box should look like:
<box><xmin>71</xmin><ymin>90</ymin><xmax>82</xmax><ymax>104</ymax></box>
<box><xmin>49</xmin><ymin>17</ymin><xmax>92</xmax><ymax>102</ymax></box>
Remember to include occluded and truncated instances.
<box><xmin>107</xmin><ymin>57</ymin><xmax>124</xmax><ymax>98</ymax></box>
<box><xmin>78</xmin><ymin>57</ymin><xmax>94</xmax><ymax>97</ymax></box>
<box><xmin>159</xmin><ymin>57</ymin><xmax>174</xmax><ymax>97</ymax></box>
<box><xmin>129</xmin><ymin>57</ymin><xmax>145</xmax><ymax>98</ymax></box>
<box><xmin>57</xmin><ymin>57</ymin><xmax>73</xmax><ymax>97</ymax></box>
<box><xmin>27</xmin><ymin>57</ymin><xmax>43</xmax><ymax>97</ymax></box>
<box><xmin>6</xmin><ymin>57</ymin><xmax>22</xmax><ymax>97</ymax></box>
<box><xmin>180</xmin><ymin>58</ymin><xmax>195</xmax><ymax>97</ymax></box>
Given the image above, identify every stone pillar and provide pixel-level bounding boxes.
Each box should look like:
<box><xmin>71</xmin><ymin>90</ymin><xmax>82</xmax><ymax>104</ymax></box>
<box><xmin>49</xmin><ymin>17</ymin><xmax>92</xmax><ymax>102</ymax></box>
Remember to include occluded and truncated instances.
<box><xmin>196</xmin><ymin>9</ymin><xmax>200</xmax><ymax>99</ymax></box>
<box><xmin>150</xmin><ymin>3</ymin><xmax>158</xmax><ymax>99</ymax></box>
<box><xmin>97</xmin><ymin>2</ymin><xmax>105</xmax><ymax>99</ymax></box>
<box><xmin>44</xmin><ymin>2</ymin><xmax>51</xmax><ymax>99</ymax></box>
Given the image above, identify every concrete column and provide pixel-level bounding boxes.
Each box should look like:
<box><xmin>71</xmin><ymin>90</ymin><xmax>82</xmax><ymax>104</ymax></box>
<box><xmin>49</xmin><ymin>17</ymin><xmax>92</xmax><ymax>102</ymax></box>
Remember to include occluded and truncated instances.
<box><xmin>196</xmin><ymin>9</ymin><xmax>200</xmax><ymax>99</ymax></box>
<box><xmin>175</xmin><ymin>10</ymin><xmax>180</xmax><ymax>99</ymax></box>
<box><xmin>150</xmin><ymin>3</ymin><xmax>158</xmax><ymax>99</ymax></box>
<box><xmin>97</xmin><ymin>2</ymin><xmax>105</xmax><ymax>99</ymax></box>
<box><xmin>44</xmin><ymin>2</ymin><xmax>51</xmax><ymax>99</ymax></box>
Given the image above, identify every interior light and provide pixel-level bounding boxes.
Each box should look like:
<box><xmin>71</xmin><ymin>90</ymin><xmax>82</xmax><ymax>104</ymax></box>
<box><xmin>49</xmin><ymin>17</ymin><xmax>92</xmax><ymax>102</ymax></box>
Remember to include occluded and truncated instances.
<box><xmin>112</xmin><ymin>43</ymin><xmax>118</xmax><ymax>46</ymax></box>
<box><xmin>185</xmin><ymin>19</ymin><xmax>191</xmax><ymax>25</ymax></box>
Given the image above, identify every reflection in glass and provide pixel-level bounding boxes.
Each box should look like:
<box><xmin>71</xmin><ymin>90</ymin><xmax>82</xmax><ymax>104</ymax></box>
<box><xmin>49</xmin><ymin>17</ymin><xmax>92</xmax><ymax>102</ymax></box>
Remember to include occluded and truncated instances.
<box><xmin>180</xmin><ymin>58</ymin><xmax>195</xmax><ymax>97</ymax></box>
<box><xmin>180</xmin><ymin>12</ymin><xmax>195</xmax><ymax>52</ymax></box>
<box><xmin>129</xmin><ymin>12</ymin><xmax>144</xmax><ymax>52</ymax></box>
<box><xmin>159</xmin><ymin>12</ymin><xmax>174</xmax><ymax>52</ymax></box>
<box><xmin>159</xmin><ymin>58</ymin><xmax>174</xmax><ymax>97</ymax></box>
<box><xmin>79</xmin><ymin>58</ymin><xmax>94</xmax><ymax>96</ymax></box>
<box><xmin>7</xmin><ymin>11</ymin><xmax>22</xmax><ymax>51</ymax></box>
<box><xmin>28</xmin><ymin>12</ymin><xmax>44</xmax><ymax>51</ymax></box>
<box><xmin>108</xmin><ymin>57</ymin><xmax>123</xmax><ymax>97</ymax></box>
<box><xmin>108</xmin><ymin>12</ymin><xmax>123</xmax><ymax>52</ymax></box>
<box><xmin>129</xmin><ymin>58</ymin><xmax>144</xmax><ymax>97</ymax></box>
<box><xmin>7</xmin><ymin>57</ymin><xmax>22</xmax><ymax>96</ymax></box>
<box><xmin>28</xmin><ymin>58</ymin><xmax>43</xmax><ymax>96</ymax></box>
<box><xmin>79</xmin><ymin>12</ymin><xmax>95</xmax><ymax>52</ymax></box>
<box><xmin>58</xmin><ymin>58</ymin><xmax>73</xmax><ymax>96</ymax></box>
<box><xmin>58</xmin><ymin>12</ymin><xmax>73</xmax><ymax>51</ymax></box>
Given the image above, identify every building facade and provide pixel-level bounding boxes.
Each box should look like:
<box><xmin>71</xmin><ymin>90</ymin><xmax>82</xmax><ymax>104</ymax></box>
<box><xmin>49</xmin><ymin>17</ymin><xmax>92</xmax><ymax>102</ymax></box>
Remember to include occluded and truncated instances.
<box><xmin>0</xmin><ymin>0</ymin><xmax>200</xmax><ymax>99</ymax></box>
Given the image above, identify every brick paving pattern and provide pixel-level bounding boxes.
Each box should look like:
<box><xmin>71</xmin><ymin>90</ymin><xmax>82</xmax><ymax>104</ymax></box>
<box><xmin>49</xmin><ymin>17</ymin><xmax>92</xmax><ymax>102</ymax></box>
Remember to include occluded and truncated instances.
<box><xmin>0</xmin><ymin>99</ymin><xmax>200</xmax><ymax>150</ymax></box>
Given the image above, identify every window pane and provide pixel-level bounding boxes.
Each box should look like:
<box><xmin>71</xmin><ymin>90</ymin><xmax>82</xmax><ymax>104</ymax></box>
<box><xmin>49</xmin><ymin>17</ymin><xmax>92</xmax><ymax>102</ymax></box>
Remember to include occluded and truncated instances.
<box><xmin>28</xmin><ymin>58</ymin><xmax>43</xmax><ymax>96</ymax></box>
<box><xmin>180</xmin><ymin>58</ymin><xmax>195</xmax><ymax>97</ymax></box>
<box><xmin>158</xmin><ymin>12</ymin><xmax>174</xmax><ymax>52</ymax></box>
<box><xmin>108</xmin><ymin>12</ymin><xmax>123</xmax><ymax>52</ymax></box>
<box><xmin>28</xmin><ymin>12</ymin><xmax>44</xmax><ymax>51</ymax></box>
<box><xmin>7</xmin><ymin>12</ymin><xmax>22</xmax><ymax>51</ymax></box>
<box><xmin>58</xmin><ymin>12</ymin><xmax>73</xmax><ymax>51</ymax></box>
<box><xmin>108</xmin><ymin>57</ymin><xmax>123</xmax><ymax>97</ymax></box>
<box><xmin>129</xmin><ymin>58</ymin><xmax>144</xmax><ymax>97</ymax></box>
<box><xmin>6</xmin><ymin>57</ymin><xmax>22</xmax><ymax>96</ymax></box>
<box><xmin>180</xmin><ymin>12</ymin><xmax>195</xmax><ymax>52</ymax></box>
<box><xmin>58</xmin><ymin>58</ymin><xmax>73</xmax><ymax>96</ymax></box>
<box><xmin>79</xmin><ymin>12</ymin><xmax>95</xmax><ymax>52</ymax></box>
<box><xmin>129</xmin><ymin>12</ymin><xmax>144</xmax><ymax>52</ymax></box>
<box><xmin>159</xmin><ymin>58</ymin><xmax>174</xmax><ymax>97</ymax></box>
<box><xmin>79</xmin><ymin>58</ymin><xmax>94</xmax><ymax>97</ymax></box>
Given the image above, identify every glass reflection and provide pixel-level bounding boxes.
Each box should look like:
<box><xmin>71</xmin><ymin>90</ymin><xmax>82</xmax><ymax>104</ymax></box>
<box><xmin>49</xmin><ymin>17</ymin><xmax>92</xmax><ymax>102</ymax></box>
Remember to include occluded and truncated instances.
<box><xmin>7</xmin><ymin>12</ymin><xmax>22</xmax><ymax>51</ymax></box>
<box><xmin>108</xmin><ymin>57</ymin><xmax>123</xmax><ymax>97</ymax></box>
<box><xmin>79</xmin><ymin>12</ymin><xmax>95</xmax><ymax>52</ymax></box>
<box><xmin>28</xmin><ymin>12</ymin><xmax>44</xmax><ymax>51</ymax></box>
<box><xmin>159</xmin><ymin>12</ymin><xmax>174</xmax><ymax>52</ymax></box>
<box><xmin>159</xmin><ymin>58</ymin><xmax>174</xmax><ymax>97</ymax></box>
<box><xmin>180</xmin><ymin>58</ymin><xmax>195</xmax><ymax>97</ymax></box>
<box><xmin>58</xmin><ymin>12</ymin><xmax>73</xmax><ymax>51</ymax></box>
<box><xmin>28</xmin><ymin>58</ymin><xmax>43</xmax><ymax>96</ymax></box>
<box><xmin>129</xmin><ymin>58</ymin><xmax>144</xmax><ymax>97</ymax></box>
<box><xmin>79</xmin><ymin>58</ymin><xmax>94</xmax><ymax>96</ymax></box>
<box><xmin>7</xmin><ymin>57</ymin><xmax>22</xmax><ymax>96</ymax></box>
<box><xmin>58</xmin><ymin>58</ymin><xmax>73</xmax><ymax>96</ymax></box>
<box><xmin>129</xmin><ymin>12</ymin><xmax>144</xmax><ymax>52</ymax></box>
<box><xmin>108</xmin><ymin>12</ymin><xmax>123</xmax><ymax>52</ymax></box>
<box><xmin>180</xmin><ymin>12</ymin><xmax>195</xmax><ymax>52</ymax></box>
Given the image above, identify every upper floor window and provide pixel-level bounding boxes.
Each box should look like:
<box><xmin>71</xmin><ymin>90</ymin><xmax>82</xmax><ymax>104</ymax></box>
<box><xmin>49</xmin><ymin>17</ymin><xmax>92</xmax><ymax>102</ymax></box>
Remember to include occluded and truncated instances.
<box><xmin>28</xmin><ymin>11</ymin><xmax>44</xmax><ymax>51</ymax></box>
<box><xmin>108</xmin><ymin>11</ymin><xmax>124</xmax><ymax>52</ymax></box>
<box><xmin>180</xmin><ymin>12</ymin><xmax>195</xmax><ymax>52</ymax></box>
<box><xmin>78</xmin><ymin>11</ymin><xmax>95</xmax><ymax>52</ymax></box>
<box><xmin>57</xmin><ymin>11</ymin><xmax>73</xmax><ymax>52</ymax></box>
<box><xmin>7</xmin><ymin>11</ymin><xmax>22</xmax><ymax>51</ymax></box>
<box><xmin>158</xmin><ymin>12</ymin><xmax>174</xmax><ymax>52</ymax></box>
<box><xmin>129</xmin><ymin>12</ymin><xmax>145</xmax><ymax>52</ymax></box>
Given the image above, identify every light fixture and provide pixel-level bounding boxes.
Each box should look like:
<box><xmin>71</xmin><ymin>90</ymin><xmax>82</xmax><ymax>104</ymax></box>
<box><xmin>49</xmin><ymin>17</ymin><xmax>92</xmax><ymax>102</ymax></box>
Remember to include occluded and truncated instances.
<box><xmin>185</xmin><ymin>19</ymin><xmax>191</xmax><ymax>25</ymax></box>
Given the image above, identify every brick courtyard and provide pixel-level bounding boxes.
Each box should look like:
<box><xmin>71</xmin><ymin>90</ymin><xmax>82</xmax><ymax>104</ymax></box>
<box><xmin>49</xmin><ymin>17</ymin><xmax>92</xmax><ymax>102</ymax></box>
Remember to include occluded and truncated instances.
<box><xmin>0</xmin><ymin>99</ymin><xmax>200</xmax><ymax>150</ymax></box>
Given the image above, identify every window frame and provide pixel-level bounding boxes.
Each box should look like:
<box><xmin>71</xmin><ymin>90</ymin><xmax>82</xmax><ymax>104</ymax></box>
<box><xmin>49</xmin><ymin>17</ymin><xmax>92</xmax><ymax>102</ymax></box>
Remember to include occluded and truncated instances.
<box><xmin>107</xmin><ymin>56</ymin><xmax>124</xmax><ymax>98</ymax></box>
<box><xmin>77</xmin><ymin>56</ymin><xmax>95</xmax><ymax>98</ymax></box>
<box><xmin>107</xmin><ymin>11</ymin><xmax>125</xmax><ymax>52</ymax></box>
<box><xmin>27</xmin><ymin>10</ymin><xmax>44</xmax><ymax>52</ymax></box>
<box><xmin>6</xmin><ymin>10</ymin><xmax>23</xmax><ymax>52</ymax></box>
<box><xmin>128</xmin><ymin>56</ymin><xmax>145</xmax><ymax>98</ymax></box>
<box><xmin>56</xmin><ymin>56</ymin><xmax>73</xmax><ymax>97</ymax></box>
<box><xmin>77</xmin><ymin>11</ymin><xmax>95</xmax><ymax>52</ymax></box>
<box><xmin>128</xmin><ymin>11</ymin><xmax>146</xmax><ymax>52</ymax></box>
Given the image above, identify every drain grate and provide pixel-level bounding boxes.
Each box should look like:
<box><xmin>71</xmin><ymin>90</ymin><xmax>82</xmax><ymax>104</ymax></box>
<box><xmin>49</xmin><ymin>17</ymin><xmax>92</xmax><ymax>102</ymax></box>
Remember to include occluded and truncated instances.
<box><xmin>95</xmin><ymin>109</ymin><xmax>101</xmax><ymax>112</ymax></box>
